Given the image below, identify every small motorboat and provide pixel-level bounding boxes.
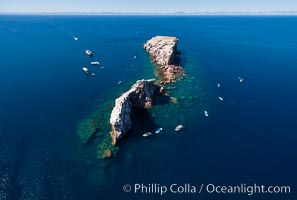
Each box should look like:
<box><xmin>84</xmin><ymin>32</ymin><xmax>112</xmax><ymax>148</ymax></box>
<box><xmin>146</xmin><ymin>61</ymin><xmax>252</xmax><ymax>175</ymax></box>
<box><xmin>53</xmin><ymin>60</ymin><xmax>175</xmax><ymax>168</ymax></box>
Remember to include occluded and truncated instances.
<box><xmin>91</xmin><ymin>73</ymin><xmax>96</xmax><ymax>76</ymax></box>
<box><xmin>218</xmin><ymin>97</ymin><xmax>224</xmax><ymax>101</ymax></box>
<box><xmin>91</xmin><ymin>61</ymin><xmax>100</xmax><ymax>65</ymax></box>
<box><xmin>204</xmin><ymin>110</ymin><xmax>209</xmax><ymax>117</ymax></box>
<box><xmin>73</xmin><ymin>37</ymin><xmax>78</xmax><ymax>41</ymax></box>
<box><xmin>142</xmin><ymin>132</ymin><xmax>152</xmax><ymax>137</ymax></box>
<box><xmin>85</xmin><ymin>50</ymin><xmax>93</xmax><ymax>56</ymax></box>
<box><xmin>118</xmin><ymin>81</ymin><xmax>122</xmax><ymax>85</ymax></box>
<box><xmin>175</xmin><ymin>125</ymin><xmax>184</xmax><ymax>131</ymax></box>
<box><xmin>155</xmin><ymin>128</ymin><xmax>163</xmax><ymax>134</ymax></box>
<box><xmin>82</xmin><ymin>67</ymin><xmax>89</xmax><ymax>73</ymax></box>
<box><xmin>133</xmin><ymin>56</ymin><xmax>137</xmax><ymax>59</ymax></box>
<box><xmin>238</xmin><ymin>77</ymin><xmax>244</xmax><ymax>83</ymax></box>
<box><xmin>217</xmin><ymin>83</ymin><xmax>221</xmax><ymax>88</ymax></box>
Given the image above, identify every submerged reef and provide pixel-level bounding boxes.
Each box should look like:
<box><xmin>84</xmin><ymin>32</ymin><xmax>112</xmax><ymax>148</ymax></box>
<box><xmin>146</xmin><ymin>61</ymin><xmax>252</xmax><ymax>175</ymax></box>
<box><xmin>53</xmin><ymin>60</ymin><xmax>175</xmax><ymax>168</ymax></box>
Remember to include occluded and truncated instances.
<box><xmin>76</xmin><ymin>102</ymin><xmax>112</xmax><ymax>144</ymax></box>
<box><xmin>109</xmin><ymin>79</ymin><xmax>163</xmax><ymax>145</ymax></box>
<box><xmin>76</xmin><ymin>116</ymin><xmax>99</xmax><ymax>144</ymax></box>
<box><xmin>144</xmin><ymin>36</ymin><xmax>185</xmax><ymax>83</ymax></box>
<box><xmin>77</xmin><ymin>101</ymin><xmax>119</xmax><ymax>159</ymax></box>
<box><xmin>97</xmin><ymin>138</ymin><xmax>119</xmax><ymax>159</ymax></box>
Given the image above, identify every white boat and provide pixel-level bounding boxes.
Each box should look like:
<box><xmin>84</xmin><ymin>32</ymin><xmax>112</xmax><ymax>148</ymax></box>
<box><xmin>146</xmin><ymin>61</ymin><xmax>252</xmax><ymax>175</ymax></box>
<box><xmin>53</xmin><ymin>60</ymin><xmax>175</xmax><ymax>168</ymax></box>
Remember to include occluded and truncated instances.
<box><xmin>217</xmin><ymin>83</ymin><xmax>221</xmax><ymax>88</ymax></box>
<box><xmin>204</xmin><ymin>110</ymin><xmax>209</xmax><ymax>117</ymax></box>
<box><xmin>82</xmin><ymin>67</ymin><xmax>89</xmax><ymax>73</ymax></box>
<box><xmin>85</xmin><ymin>50</ymin><xmax>93</xmax><ymax>56</ymax></box>
<box><xmin>142</xmin><ymin>132</ymin><xmax>152</xmax><ymax>137</ymax></box>
<box><xmin>238</xmin><ymin>77</ymin><xmax>244</xmax><ymax>83</ymax></box>
<box><xmin>73</xmin><ymin>37</ymin><xmax>78</xmax><ymax>41</ymax></box>
<box><xmin>175</xmin><ymin>125</ymin><xmax>184</xmax><ymax>131</ymax></box>
<box><xmin>155</xmin><ymin>128</ymin><xmax>163</xmax><ymax>134</ymax></box>
<box><xmin>133</xmin><ymin>56</ymin><xmax>137</xmax><ymax>59</ymax></box>
<box><xmin>91</xmin><ymin>61</ymin><xmax>100</xmax><ymax>65</ymax></box>
<box><xmin>91</xmin><ymin>73</ymin><xmax>96</xmax><ymax>76</ymax></box>
<box><xmin>118</xmin><ymin>81</ymin><xmax>122</xmax><ymax>85</ymax></box>
<box><xmin>218</xmin><ymin>97</ymin><xmax>224</xmax><ymax>101</ymax></box>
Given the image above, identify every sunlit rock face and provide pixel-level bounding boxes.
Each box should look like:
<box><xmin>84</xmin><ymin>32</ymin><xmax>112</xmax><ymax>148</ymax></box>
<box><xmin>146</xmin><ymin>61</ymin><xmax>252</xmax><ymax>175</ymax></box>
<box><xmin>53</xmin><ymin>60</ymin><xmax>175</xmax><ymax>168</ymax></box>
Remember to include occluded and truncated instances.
<box><xmin>109</xmin><ymin>79</ymin><xmax>162</xmax><ymax>145</ymax></box>
<box><xmin>144</xmin><ymin>36</ymin><xmax>185</xmax><ymax>83</ymax></box>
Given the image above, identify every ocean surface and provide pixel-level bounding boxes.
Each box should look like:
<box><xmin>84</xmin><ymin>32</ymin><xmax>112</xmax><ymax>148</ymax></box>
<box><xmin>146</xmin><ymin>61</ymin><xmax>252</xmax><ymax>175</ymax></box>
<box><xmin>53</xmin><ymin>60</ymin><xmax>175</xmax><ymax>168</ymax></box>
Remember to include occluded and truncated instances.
<box><xmin>0</xmin><ymin>15</ymin><xmax>297</xmax><ymax>200</ymax></box>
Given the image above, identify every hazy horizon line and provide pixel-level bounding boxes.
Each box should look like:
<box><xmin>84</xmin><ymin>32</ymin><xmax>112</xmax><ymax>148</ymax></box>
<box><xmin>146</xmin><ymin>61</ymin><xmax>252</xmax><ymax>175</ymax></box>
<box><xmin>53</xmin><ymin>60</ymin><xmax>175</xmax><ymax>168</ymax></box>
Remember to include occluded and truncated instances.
<box><xmin>1</xmin><ymin>11</ymin><xmax>297</xmax><ymax>16</ymax></box>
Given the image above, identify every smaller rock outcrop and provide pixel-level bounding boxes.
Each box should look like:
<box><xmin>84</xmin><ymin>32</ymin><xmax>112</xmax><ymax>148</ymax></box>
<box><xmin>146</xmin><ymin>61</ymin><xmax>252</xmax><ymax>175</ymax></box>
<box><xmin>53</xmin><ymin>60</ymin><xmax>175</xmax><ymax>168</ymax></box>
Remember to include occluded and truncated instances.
<box><xmin>144</xmin><ymin>36</ymin><xmax>185</xmax><ymax>83</ymax></box>
<box><xmin>110</xmin><ymin>79</ymin><xmax>162</xmax><ymax>145</ymax></box>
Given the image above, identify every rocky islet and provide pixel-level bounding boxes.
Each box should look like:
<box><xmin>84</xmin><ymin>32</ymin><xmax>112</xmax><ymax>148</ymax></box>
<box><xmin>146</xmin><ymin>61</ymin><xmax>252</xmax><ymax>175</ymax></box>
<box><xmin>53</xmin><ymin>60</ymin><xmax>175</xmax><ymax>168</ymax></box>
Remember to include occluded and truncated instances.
<box><xmin>144</xmin><ymin>36</ymin><xmax>185</xmax><ymax>83</ymax></box>
<box><xmin>109</xmin><ymin>79</ymin><xmax>163</xmax><ymax>145</ymax></box>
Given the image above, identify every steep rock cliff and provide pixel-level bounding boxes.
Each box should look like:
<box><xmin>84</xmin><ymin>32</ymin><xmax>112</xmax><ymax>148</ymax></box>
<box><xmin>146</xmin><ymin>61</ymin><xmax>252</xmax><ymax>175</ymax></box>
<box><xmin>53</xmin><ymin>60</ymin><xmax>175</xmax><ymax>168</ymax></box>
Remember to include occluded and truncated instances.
<box><xmin>144</xmin><ymin>36</ymin><xmax>185</xmax><ymax>83</ymax></box>
<box><xmin>110</xmin><ymin>79</ymin><xmax>162</xmax><ymax>145</ymax></box>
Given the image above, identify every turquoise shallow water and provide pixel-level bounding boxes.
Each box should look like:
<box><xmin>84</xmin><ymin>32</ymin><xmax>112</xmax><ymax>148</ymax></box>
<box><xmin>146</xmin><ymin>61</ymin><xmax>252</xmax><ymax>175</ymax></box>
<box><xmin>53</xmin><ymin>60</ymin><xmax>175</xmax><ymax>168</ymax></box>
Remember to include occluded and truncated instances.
<box><xmin>0</xmin><ymin>15</ymin><xmax>297</xmax><ymax>200</ymax></box>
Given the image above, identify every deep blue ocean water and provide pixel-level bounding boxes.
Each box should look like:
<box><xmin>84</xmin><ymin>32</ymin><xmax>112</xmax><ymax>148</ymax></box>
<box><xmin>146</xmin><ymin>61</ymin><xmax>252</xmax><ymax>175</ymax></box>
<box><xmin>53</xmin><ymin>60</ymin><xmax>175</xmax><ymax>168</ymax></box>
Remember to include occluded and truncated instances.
<box><xmin>0</xmin><ymin>15</ymin><xmax>297</xmax><ymax>200</ymax></box>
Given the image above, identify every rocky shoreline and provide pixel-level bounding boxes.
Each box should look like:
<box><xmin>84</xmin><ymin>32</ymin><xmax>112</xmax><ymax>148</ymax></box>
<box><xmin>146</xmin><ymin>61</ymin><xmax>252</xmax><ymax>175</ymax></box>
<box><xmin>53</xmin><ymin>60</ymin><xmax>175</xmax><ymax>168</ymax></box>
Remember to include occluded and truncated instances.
<box><xmin>144</xmin><ymin>36</ymin><xmax>186</xmax><ymax>83</ymax></box>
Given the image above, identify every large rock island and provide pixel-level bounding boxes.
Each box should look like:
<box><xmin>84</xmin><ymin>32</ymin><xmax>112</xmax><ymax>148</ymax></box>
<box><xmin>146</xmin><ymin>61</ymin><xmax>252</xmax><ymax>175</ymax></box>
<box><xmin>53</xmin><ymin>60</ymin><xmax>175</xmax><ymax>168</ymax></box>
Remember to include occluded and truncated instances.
<box><xmin>144</xmin><ymin>36</ymin><xmax>185</xmax><ymax>83</ymax></box>
<box><xmin>110</xmin><ymin>79</ymin><xmax>162</xmax><ymax>145</ymax></box>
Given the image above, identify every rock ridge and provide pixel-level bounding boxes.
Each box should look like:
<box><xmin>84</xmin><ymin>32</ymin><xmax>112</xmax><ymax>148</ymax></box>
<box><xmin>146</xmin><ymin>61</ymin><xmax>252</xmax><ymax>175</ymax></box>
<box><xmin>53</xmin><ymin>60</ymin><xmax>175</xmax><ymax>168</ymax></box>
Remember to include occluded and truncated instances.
<box><xmin>144</xmin><ymin>36</ymin><xmax>185</xmax><ymax>83</ymax></box>
<box><xmin>109</xmin><ymin>79</ymin><xmax>162</xmax><ymax>145</ymax></box>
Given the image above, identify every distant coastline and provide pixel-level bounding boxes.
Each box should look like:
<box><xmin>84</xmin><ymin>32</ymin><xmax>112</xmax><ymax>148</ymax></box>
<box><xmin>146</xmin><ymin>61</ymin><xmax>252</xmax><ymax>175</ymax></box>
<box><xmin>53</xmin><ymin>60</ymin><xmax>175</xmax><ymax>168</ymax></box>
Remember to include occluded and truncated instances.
<box><xmin>1</xmin><ymin>11</ymin><xmax>297</xmax><ymax>16</ymax></box>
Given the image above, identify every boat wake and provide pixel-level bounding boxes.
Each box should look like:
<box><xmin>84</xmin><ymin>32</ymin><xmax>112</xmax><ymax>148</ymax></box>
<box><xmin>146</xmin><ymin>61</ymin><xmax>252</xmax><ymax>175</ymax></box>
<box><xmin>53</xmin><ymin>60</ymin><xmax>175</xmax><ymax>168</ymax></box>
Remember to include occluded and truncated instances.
<box><xmin>47</xmin><ymin>21</ymin><xmax>78</xmax><ymax>41</ymax></box>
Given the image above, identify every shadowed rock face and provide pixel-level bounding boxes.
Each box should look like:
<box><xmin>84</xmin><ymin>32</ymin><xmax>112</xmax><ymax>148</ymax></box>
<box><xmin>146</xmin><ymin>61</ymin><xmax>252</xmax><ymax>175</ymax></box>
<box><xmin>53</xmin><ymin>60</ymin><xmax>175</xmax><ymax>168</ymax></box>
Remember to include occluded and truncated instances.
<box><xmin>144</xmin><ymin>36</ymin><xmax>185</xmax><ymax>83</ymax></box>
<box><xmin>110</xmin><ymin>79</ymin><xmax>162</xmax><ymax>145</ymax></box>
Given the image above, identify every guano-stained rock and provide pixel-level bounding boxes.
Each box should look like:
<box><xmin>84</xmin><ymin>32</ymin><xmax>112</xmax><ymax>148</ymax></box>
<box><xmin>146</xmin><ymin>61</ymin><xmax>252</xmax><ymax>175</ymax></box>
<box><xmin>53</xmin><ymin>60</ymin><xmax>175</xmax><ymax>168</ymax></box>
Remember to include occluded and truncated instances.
<box><xmin>109</xmin><ymin>79</ymin><xmax>162</xmax><ymax>145</ymax></box>
<box><xmin>144</xmin><ymin>36</ymin><xmax>185</xmax><ymax>83</ymax></box>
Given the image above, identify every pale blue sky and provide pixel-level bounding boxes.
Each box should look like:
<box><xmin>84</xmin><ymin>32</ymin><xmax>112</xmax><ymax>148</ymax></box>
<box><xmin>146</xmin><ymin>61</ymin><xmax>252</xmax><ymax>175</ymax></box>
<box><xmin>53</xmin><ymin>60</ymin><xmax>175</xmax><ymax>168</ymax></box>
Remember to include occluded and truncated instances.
<box><xmin>1</xmin><ymin>0</ymin><xmax>297</xmax><ymax>13</ymax></box>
